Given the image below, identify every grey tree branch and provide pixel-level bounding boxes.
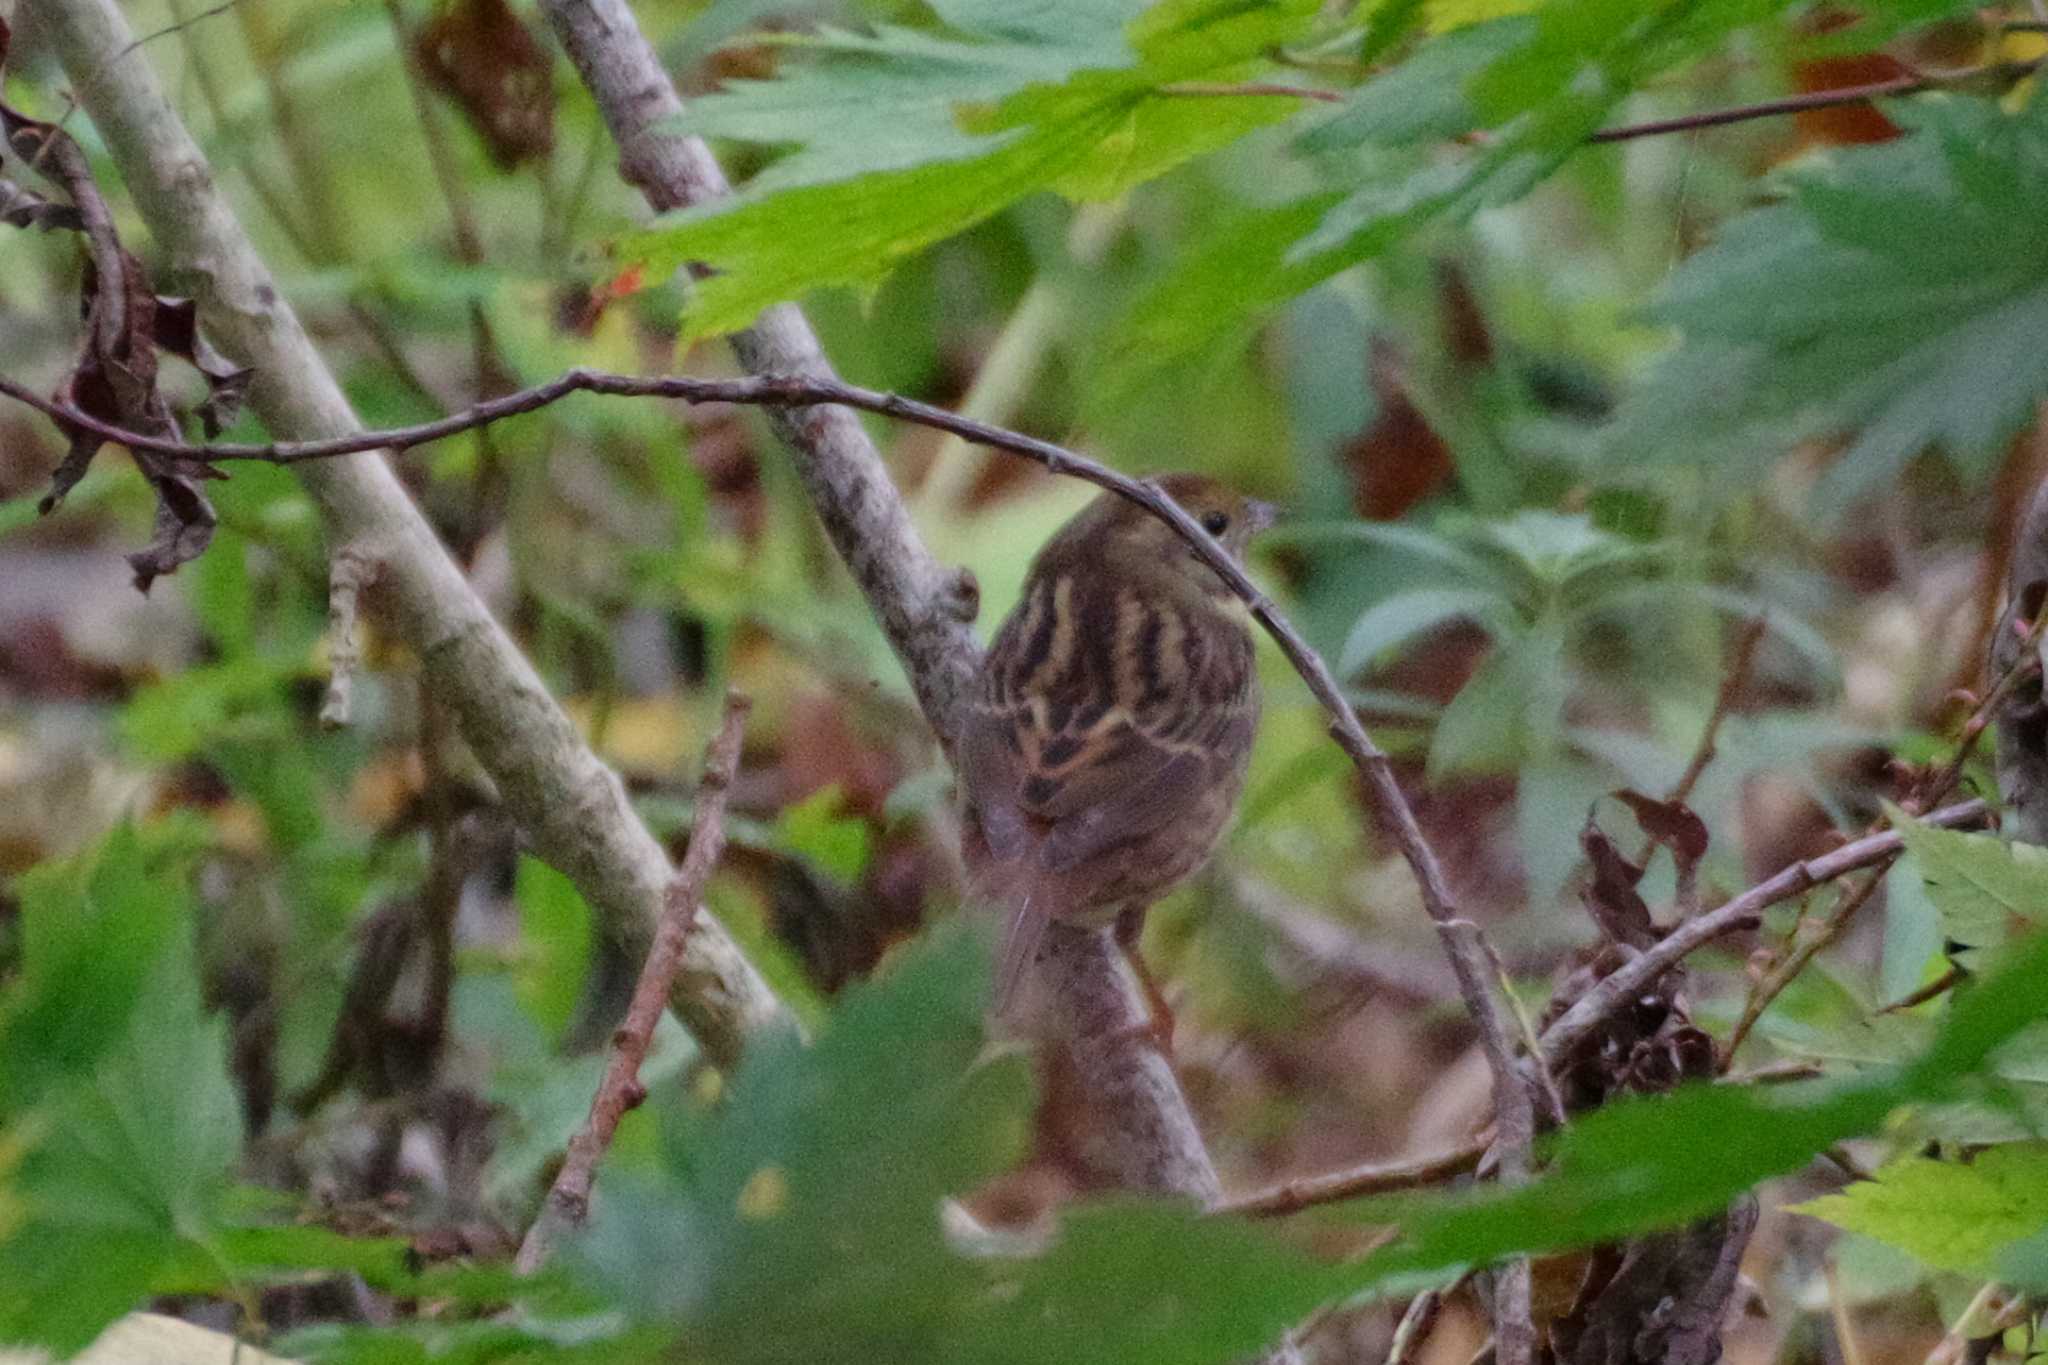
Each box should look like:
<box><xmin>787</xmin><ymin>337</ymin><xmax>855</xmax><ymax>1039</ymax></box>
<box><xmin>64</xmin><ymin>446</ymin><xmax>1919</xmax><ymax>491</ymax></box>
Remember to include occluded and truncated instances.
<box><xmin>33</xmin><ymin>0</ymin><xmax>792</xmax><ymax>1072</ymax></box>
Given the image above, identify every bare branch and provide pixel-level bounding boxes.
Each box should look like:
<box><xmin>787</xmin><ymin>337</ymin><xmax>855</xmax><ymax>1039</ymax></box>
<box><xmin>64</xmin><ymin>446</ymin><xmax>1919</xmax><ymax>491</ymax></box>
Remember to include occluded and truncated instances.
<box><xmin>517</xmin><ymin>694</ymin><xmax>752</xmax><ymax>1276</ymax></box>
<box><xmin>1877</xmin><ymin>964</ymin><xmax>1966</xmax><ymax>1015</ymax></box>
<box><xmin>1220</xmin><ymin>1139</ymin><xmax>1488</xmax><ymax>1218</ymax></box>
<box><xmin>1155</xmin><ymin>81</ymin><xmax>1342</xmax><ymax>102</ymax></box>
<box><xmin>1227</xmin><ymin>1054</ymin><xmax>1841</xmax><ymax>1221</ymax></box>
<box><xmin>1588</xmin><ymin>60</ymin><xmax>2042</xmax><ymax>144</ymax></box>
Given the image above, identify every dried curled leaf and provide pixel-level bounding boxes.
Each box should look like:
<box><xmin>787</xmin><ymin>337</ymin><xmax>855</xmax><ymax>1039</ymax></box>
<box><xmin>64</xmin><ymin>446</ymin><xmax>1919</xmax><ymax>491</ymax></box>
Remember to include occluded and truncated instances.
<box><xmin>1578</xmin><ymin>815</ymin><xmax>1654</xmax><ymax>950</ymax></box>
<box><xmin>153</xmin><ymin>296</ymin><xmax>252</xmax><ymax>436</ymax></box>
<box><xmin>416</xmin><ymin>0</ymin><xmax>555</xmax><ymax>169</ymax></box>
<box><xmin>1</xmin><ymin>23</ymin><xmax>226</xmax><ymax>592</ymax></box>
<box><xmin>1612</xmin><ymin>789</ymin><xmax>1709</xmax><ymax>866</ymax></box>
<box><xmin>0</xmin><ymin>175</ymin><xmax>83</xmax><ymax>231</ymax></box>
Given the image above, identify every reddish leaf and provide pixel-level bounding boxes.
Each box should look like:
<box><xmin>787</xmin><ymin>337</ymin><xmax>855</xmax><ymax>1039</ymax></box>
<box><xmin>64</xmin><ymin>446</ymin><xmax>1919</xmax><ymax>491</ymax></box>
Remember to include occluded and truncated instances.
<box><xmin>1790</xmin><ymin>51</ymin><xmax>1906</xmax><ymax>147</ymax></box>
<box><xmin>1578</xmin><ymin>815</ymin><xmax>1655</xmax><ymax>950</ymax></box>
<box><xmin>1348</xmin><ymin>338</ymin><xmax>1455</xmax><ymax>521</ymax></box>
<box><xmin>2</xmin><ymin>41</ymin><xmax>223</xmax><ymax>590</ymax></box>
<box><xmin>1612</xmin><ymin>789</ymin><xmax>1710</xmax><ymax>865</ymax></box>
<box><xmin>0</xmin><ymin>177</ymin><xmax>83</xmax><ymax>232</ymax></box>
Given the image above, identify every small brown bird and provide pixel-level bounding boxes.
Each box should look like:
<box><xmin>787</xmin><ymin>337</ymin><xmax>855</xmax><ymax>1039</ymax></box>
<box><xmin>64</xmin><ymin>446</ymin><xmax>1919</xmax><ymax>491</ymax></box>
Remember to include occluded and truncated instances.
<box><xmin>959</xmin><ymin>473</ymin><xmax>1276</xmax><ymax>1015</ymax></box>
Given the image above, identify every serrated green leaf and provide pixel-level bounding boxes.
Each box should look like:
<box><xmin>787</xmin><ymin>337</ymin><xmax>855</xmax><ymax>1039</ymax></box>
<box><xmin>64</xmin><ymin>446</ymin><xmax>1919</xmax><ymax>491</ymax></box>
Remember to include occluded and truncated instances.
<box><xmin>1289</xmin><ymin>128</ymin><xmax>1568</xmax><ymax>262</ymax></box>
<box><xmin>1298</xmin><ymin>17</ymin><xmax>1534</xmax><ymax>150</ymax></box>
<box><xmin>670</xmin><ymin>11</ymin><xmax>1136</xmax><ymax>194</ymax></box>
<box><xmin>621</xmin><ymin>104</ymin><xmax>1101</xmax><ymax>338</ymax></box>
<box><xmin>624</xmin><ymin>0</ymin><xmax>1319</xmax><ymax>338</ymax></box>
<box><xmin>1047</xmin><ymin>87</ymin><xmax>1298</xmax><ymax>201</ymax></box>
<box><xmin>1095</xmin><ymin>193</ymin><xmax>1347</xmax><ymax>401</ymax></box>
<box><xmin>1</xmin><ymin>828</ymin><xmax>238</xmax><ymax>1353</ymax></box>
<box><xmin>1</xmin><ymin>822</ymin><xmax>206</xmax><ymax>1114</ymax></box>
<box><xmin>23</xmin><ymin>956</ymin><xmax>239</xmax><ymax>1247</ymax></box>
<box><xmin>575</xmin><ymin>926</ymin><xmax>1032</xmax><ymax>1360</ymax></box>
<box><xmin>1887</xmin><ymin>805</ymin><xmax>2048</xmax><ymax>951</ymax></box>
<box><xmin>1617</xmin><ymin>95</ymin><xmax>2048</xmax><ymax>511</ymax></box>
<box><xmin>1792</xmin><ymin>1144</ymin><xmax>2048</xmax><ymax>1275</ymax></box>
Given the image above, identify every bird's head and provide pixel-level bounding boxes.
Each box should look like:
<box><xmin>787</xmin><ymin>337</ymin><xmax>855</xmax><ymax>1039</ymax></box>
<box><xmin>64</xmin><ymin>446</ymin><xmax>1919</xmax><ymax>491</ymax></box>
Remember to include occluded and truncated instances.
<box><xmin>1044</xmin><ymin>473</ymin><xmax>1277</xmax><ymax>599</ymax></box>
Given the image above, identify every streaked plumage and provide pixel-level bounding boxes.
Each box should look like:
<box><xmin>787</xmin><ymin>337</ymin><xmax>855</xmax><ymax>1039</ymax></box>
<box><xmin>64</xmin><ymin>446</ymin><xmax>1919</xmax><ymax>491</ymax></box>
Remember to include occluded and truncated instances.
<box><xmin>959</xmin><ymin>474</ymin><xmax>1274</xmax><ymax>1012</ymax></box>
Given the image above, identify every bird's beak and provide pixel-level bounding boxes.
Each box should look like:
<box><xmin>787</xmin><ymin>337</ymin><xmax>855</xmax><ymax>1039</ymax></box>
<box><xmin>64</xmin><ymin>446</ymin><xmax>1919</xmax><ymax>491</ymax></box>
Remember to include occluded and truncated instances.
<box><xmin>1246</xmin><ymin>499</ymin><xmax>1281</xmax><ymax>534</ymax></box>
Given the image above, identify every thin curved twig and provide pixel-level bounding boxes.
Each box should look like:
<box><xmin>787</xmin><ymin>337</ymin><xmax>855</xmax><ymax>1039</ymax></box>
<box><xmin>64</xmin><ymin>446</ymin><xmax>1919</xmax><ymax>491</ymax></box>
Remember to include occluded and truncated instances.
<box><xmin>1588</xmin><ymin>60</ymin><xmax>2042</xmax><ymax>144</ymax></box>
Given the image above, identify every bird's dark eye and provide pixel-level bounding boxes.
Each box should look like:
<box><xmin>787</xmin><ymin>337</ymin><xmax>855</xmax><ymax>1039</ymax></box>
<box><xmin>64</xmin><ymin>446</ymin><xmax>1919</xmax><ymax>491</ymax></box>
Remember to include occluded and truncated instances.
<box><xmin>1201</xmin><ymin>510</ymin><xmax>1230</xmax><ymax>535</ymax></box>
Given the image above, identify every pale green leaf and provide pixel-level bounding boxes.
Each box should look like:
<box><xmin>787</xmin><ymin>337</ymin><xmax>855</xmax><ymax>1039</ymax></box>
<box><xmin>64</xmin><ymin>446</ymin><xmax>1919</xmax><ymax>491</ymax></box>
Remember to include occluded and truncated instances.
<box><xmin>1793</xmin><ymin>1144</ymin><xmax>2048</xmax><ymax>1275</ymax></box>
<box><xmin>623</xmin><ymin>0</ymin><xmax>1321</xmax><ymax>338</ymax></box>
<box><xmin>1887</xmin><ymin>806</ymin><xmax>2048</xmax><ymax>951</ymax></box>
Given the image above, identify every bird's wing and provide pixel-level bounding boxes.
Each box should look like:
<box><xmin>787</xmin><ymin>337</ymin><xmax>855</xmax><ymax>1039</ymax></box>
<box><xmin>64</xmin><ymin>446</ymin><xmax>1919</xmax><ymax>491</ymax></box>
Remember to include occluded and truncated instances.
<box><xmin>962</xmin><ymin>573</ymin><xmax>1255</xmax><ymax>1012</ymax></box>
<box><xmin>965</xmin><ymin>573</ymin><xmax>1257</xmax><ymax>876</ymax></box>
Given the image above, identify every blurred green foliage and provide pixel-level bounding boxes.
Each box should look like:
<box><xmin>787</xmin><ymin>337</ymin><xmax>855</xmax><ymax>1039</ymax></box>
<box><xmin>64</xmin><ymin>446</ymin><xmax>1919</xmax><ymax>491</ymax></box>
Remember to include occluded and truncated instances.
<box><xmin>4</xmin><ymin>0</ymin><xmax>2048</xmax><ymax>1356</ymax></box>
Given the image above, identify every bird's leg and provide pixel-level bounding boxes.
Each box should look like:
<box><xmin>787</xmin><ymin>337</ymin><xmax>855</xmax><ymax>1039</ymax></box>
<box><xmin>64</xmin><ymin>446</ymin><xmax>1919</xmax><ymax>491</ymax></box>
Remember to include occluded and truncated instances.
<box><xmin>1113</xmin><ymin>905</ymin><xmax>1175</xmax><ymax>1056</ymax></box>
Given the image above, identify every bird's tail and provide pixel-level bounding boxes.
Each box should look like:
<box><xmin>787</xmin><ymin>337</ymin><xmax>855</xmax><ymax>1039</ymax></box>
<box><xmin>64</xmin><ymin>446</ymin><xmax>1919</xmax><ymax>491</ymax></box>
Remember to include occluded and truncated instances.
<box><xmin>992</xmin><ymin>888</ymin><xmax>1050</xmax><ymax>1016</ymax></box>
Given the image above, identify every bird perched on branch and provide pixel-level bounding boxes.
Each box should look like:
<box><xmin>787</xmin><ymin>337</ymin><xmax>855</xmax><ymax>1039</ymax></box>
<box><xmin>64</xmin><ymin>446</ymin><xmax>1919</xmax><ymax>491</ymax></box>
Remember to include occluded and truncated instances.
<box><xmin>959</xmin><ymin>473</ymin><xmax>1276</xmax><ymax>1019</ymax></box>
